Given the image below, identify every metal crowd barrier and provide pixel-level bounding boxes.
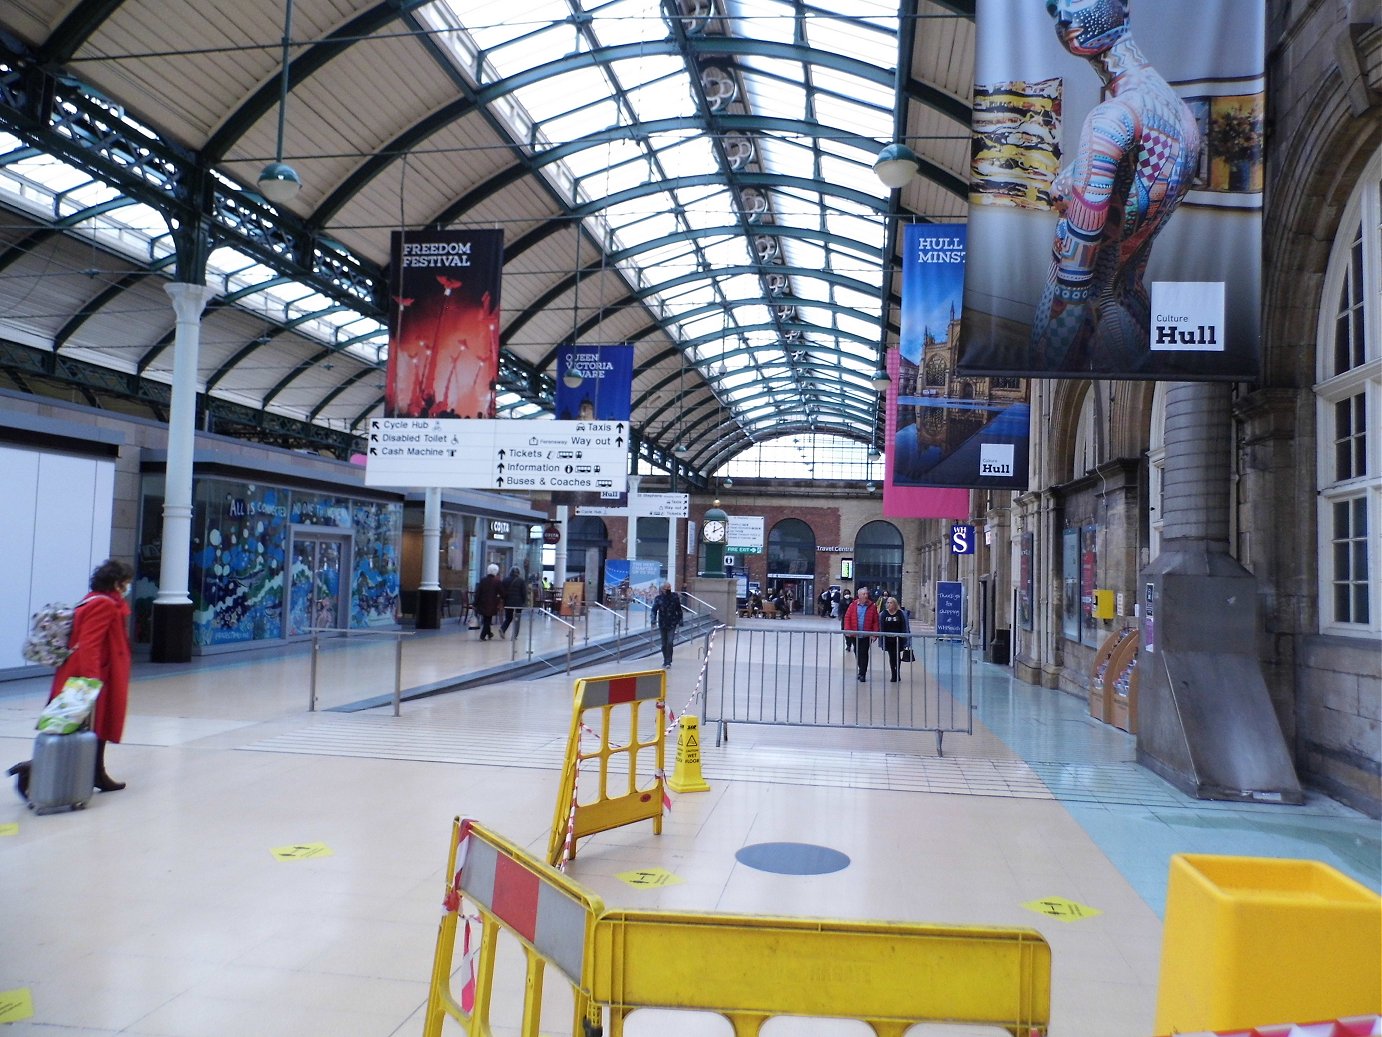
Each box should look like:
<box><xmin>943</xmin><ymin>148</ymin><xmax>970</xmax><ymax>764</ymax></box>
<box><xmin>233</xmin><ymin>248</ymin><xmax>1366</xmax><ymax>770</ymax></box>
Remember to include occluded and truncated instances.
<box><xmin>307</xmin><ymin>627</ymin><xmax>413</xmax><ymax>716</ymax></box>
<box><xmin>703</xmin><ymin>626</ymin><xmax>974</xmax><ymax>755</ymax></box>
<box><xmin>424</xmin><ymin>818</ymin><xmax>1052</xmax><ymax>1037</ymax></box>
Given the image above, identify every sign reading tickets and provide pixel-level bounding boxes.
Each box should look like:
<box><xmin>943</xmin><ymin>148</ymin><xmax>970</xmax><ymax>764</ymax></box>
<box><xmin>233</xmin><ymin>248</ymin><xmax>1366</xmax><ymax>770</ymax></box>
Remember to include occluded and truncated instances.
<box><xmin>887</xmin><ymin>224</ymin><xmax>1028</xmax><ymax>498</ymax></box>
<box><xmin>959</xmin><ymin>0</ymin><xmax>1264</xmax><ymax>380</ymax></box>
<box><xmin>385</xmin><ymin>228</ymin><xmax>502</xmax><ymax>417</ymax></box>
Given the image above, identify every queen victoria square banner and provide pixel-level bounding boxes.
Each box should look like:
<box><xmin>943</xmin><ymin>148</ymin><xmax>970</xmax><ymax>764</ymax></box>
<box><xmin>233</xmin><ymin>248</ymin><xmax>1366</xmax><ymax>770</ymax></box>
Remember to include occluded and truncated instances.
<box><xmin>385</xmin><ymin>228</ymin><xmax>503</xmax><ymax>418</ymax></box>
<box><xmin>886</xmin><ymin>224</ymin><xmax>1029</xmax><ymax>507</ymax></box>
<box><xmin>959</xmin><ymin>0</ymin><xmax>1264</xmax><ymax>380</ymax></box>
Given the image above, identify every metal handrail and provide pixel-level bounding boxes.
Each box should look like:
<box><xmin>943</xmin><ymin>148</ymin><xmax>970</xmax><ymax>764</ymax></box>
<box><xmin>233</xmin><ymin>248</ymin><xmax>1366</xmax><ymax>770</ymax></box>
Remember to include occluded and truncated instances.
<box><xmin>684</xmin><ymin>592</ymin><xmax>718</xmax><ymax>612</ymax></box>
<box><xmin>540</xmin><ymin>609</ymin><xmax>577</xmax><ymax>672</ymax></box>
<box><xmin>588</xmin><ymin>600</ymin><xmax>622</xmax><ymax>643</ymax></box>
<box><xmin>307</xmin><ymin>627</ymin><xmax>415</xmax><ymax>717</ymax></box>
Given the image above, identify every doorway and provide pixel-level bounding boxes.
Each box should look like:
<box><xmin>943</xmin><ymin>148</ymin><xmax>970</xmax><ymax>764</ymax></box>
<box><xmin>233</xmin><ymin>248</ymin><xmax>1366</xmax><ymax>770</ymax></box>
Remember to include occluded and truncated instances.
<box><xmin>288</xmin><ymin>531</ymin><xmax>351</xmax><ymax>635</ymax></box>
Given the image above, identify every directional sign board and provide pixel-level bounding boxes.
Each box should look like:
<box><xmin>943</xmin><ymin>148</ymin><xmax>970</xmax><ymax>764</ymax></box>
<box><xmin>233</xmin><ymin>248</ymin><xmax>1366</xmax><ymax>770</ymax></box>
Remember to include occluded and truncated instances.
<box><xmin>575</xmin><ymin>492</ymin><xmax>689</xmax><ymax>518</ymax></box>
<box><xmin>364</xmin><ymin>418</ymin><xmax>629</xmax><ymax>491</ymax></box>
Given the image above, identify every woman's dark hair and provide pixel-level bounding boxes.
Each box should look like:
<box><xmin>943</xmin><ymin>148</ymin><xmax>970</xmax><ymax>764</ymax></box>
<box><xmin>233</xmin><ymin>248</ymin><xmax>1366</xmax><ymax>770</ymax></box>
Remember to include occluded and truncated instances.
<box><xmin>90</xmin><ymin>559</ymin><xmax>135</xmax><ymax>592</ymax></box>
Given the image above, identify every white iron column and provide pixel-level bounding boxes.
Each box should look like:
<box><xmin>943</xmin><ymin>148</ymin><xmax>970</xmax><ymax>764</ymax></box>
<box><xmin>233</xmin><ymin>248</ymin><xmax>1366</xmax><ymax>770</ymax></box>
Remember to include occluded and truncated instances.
<box><xmin>150</xmin><ymin>282</ymin><xmax>214</xmax><ymax>662</ymax></box>
<box><xmin>416</xmin><ymin>486</ymin><xmax>443</xmax><ymax>629</ymax></box>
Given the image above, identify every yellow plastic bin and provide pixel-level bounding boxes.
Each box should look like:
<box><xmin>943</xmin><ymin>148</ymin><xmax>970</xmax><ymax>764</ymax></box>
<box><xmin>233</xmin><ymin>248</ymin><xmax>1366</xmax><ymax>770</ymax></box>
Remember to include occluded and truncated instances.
<box><xmin>1155</xmin><ymin>854</ymin><xmax>1382</xmax><ymax>1034</ymax></box>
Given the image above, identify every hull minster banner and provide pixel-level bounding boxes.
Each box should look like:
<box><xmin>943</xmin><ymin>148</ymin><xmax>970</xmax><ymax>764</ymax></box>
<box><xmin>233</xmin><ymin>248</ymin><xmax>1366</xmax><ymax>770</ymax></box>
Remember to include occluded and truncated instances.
<box><xmin>886</xmin><ymin>224</ymin><xmax>1028</xmax><ymax>510</ymax></box>
<box><xmin>959</xmin><ymin>0</ymin><xmax>1264</xmax><ymax>380</ymax></box>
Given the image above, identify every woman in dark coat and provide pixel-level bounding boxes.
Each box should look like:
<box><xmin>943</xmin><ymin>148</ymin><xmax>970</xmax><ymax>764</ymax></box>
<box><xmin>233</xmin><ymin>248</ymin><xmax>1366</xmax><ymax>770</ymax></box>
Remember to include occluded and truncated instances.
<box><xmin>51</xmin><ymin>558</ymin><xmax>134</xmax><ymax>791</ymax></box>
<box><xmin>879</xmin><ymin>596</ymin><xmax>910</xmax><ymax>683</ymax></box>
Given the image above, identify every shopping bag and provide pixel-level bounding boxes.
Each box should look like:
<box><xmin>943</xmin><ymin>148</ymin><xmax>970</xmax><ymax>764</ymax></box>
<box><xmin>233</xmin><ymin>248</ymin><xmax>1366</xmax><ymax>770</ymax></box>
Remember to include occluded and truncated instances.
<box><xmin>35</xmin><ymin>677</ymin><xmax>102</xmax><ymax>734</ymax></box>
<box><xmin>899</xmin><ymin>645</ymin><xmax>915</xmax><ymax>663</ymax></box>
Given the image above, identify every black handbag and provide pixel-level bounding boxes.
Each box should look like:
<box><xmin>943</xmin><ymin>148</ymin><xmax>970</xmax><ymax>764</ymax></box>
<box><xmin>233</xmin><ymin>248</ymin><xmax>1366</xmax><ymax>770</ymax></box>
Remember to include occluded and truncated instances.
<box><xmin>899</xmin><ymin>645</ymin><xmax>915</xmax><ymax>662</ymax></box>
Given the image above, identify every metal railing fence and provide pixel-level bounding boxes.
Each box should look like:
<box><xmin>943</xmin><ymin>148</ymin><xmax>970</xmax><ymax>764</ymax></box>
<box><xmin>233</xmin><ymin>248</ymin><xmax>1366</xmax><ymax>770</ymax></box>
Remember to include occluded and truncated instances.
<box><xmin>703</xmin><ymin>627</ymin><xmax>973</xmax><ymax>755</ymax></box>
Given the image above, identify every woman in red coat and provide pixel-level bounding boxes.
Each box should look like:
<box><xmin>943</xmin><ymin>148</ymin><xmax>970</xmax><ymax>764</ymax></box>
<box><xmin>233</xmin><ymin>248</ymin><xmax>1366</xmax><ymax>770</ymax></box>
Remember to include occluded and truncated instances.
<box><xmin>50</xmin><ymin>559</ymin><xmax>134</xmax><ymax>792</ymax></box>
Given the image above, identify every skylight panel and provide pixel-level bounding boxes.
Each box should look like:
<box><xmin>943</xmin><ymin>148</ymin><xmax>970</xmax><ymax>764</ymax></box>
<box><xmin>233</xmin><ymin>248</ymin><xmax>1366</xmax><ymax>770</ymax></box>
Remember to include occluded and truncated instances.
<box><xmin>803</xmin><ymin>14</ymin><xmax>894</xmax><ymax>64</ymax></box>
<box><xmin>737</xmin><ymin>71</ymin><xmax>807</xmax><ymax>120</ymax></box>
<box><xmin>836</xmin><ymin>311</ymin><xmax>879</xmax><ymax>341</ymax></box>
<box><xmin>729</xmin><ymin>0</ymin><xmax>796</xmax><ymax>45</ymax></box>
<box><xmin>623</xmin><ymin>70</ymin><xmax>700</xmax><ymax>123</ymax></box>
<box><xmin>470</xmin><ymin>6</ymin><xmax>573</xmax><ymax>69</ymax></box>
<box><xmin>812</xmin><ymin>92</ymin><xmax>891</xmax><ymax>140</ymax></box>
<box><xmin>755</xmin><ymin>138</ymin><xmax>816</xmax><ymax>182</ymax></box>
<box><xmin>513</xmin><ymin>64</ymin><xmax>612</xmax><ymax>123</ymax></box>
<box><xmin>593</xmin><ymin>0</ymin><xmax>668</xmax><ymax>47</ymax></box>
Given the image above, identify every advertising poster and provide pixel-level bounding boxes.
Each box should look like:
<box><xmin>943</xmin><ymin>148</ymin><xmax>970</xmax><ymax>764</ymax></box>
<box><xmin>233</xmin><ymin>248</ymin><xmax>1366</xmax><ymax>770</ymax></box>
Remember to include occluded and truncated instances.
<box><xmin>603</xmin><ymin>559</ymin><xmax>661</xmax><ymax>608</ymax></box>
<box><xmin>959</xmin><ymin>0</ymin><xmax>1264</xmax><ymax>380</ymax></box>
<box><xmin>554</xmin><ymin>344</ymin><xmax>634</xmax><ymax>420</ymax></box>
<box><xmin>553</xmin><ymin>343</ymin><xmax>634</xmax><ymax>507</ymax></box>
<box><xmin>385</xmin><ymin>229</ymin><xmax>503</xmax><ymax>418</ymax></box>
<box><xmin>889</xmin><ymin>224</ymin><xmax>1029</xmax><ymax>493</ymax></box>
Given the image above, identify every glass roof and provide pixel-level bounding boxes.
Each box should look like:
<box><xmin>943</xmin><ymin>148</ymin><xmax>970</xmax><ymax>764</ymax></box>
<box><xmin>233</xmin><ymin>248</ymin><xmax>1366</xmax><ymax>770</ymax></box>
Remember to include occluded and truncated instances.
<box><xmin>427</xmin><ymin>0</ymin><xmax>896</xmax><ymax>441</ymax></box>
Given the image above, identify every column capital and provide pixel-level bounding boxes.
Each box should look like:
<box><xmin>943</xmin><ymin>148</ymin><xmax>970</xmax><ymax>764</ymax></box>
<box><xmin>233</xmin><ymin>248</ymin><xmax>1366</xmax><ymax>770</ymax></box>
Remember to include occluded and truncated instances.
<box><xmin>163</xmin><ymin>282</ymin><xmax>214</xmax><ymax>320</ymax></box>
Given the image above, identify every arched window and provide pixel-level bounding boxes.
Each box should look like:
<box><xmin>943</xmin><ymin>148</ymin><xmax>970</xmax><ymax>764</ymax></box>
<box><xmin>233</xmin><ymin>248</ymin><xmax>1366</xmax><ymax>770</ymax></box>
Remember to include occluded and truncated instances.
<box><xmin>1072</xmin><ymin>389</ymin><xmax>1097</xmax><ymax>480</ymax></box>
<box><xmin>853</xmin><ymin>520</ymin><xmax>904</xmax><ymax>602</ymax></box>
<box><xmin>767</xmin><ymin>518</ymin><xmax>815</xmax><ymax>577</ymax></box>
<box><xmin>1315</xmin><ymin>152</ymin><xmax>1380</xmax><ymax>635</ymax></box>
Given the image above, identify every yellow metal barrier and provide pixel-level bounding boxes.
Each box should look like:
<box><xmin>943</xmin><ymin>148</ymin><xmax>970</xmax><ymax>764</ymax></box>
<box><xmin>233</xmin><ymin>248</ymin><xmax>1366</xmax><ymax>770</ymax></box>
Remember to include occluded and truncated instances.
<box><xmin>426</xmin><ymin>819</ymin><xmax>1053</xmax><ymax>1037</ymax></box>
<box><xmin>548</xmin><ymin>670</ymin><xmax>667</xmax><ymax>867</ymax></box>
<box><xmin>590</xmin><ymin>908</ymin><xmax>1050</xmax><ymax>1037</ymax></box>
<box><xmin>423</xmin><ymin>818</ymin><xmax>607</xmax><ymax>1037</ymax></box>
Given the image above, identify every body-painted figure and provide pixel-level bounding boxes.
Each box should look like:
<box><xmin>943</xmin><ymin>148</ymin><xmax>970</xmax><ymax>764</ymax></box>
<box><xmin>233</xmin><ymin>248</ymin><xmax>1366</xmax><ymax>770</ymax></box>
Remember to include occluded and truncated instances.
<box><xmin>1030</xmin><ymin>0</ymin><xmax>1199</xmax><ymax>371</ymax></box>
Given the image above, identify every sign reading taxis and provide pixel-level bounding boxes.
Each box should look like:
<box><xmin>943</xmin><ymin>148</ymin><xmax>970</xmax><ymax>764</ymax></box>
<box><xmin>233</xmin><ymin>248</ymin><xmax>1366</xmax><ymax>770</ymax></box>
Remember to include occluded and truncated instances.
<box><xmin>366</xmin><ymin>418</ymin><xmax>629</xmax><ymax>491</ymax></box>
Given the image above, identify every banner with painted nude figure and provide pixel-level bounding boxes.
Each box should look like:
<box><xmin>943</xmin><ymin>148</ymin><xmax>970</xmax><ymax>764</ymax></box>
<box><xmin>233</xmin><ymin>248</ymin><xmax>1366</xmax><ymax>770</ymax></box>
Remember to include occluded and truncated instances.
<box><xmin>958</xmin><ymin>0</ymin><xmax>1264</xmax><ymax>380</ymax></box>
<box><xmin>385</xmin><ymin>228</ymin><xmax>502</xmax><ymax>418</ymax></box>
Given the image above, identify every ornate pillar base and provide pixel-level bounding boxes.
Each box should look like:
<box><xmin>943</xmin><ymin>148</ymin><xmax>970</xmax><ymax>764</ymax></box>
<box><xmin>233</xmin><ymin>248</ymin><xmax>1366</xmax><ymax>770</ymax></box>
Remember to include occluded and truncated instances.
<box><xmin>416</xmin><ymin>588</ymin><xmax>442</xmax><ymax>630</ymax></box>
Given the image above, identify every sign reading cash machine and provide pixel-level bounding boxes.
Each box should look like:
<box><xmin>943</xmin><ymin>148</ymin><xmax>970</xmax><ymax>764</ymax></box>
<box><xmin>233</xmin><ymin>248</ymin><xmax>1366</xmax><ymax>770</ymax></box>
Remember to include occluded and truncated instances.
<box><xmin>958</xmin><ymin>0</ymin><xmax>1264</xmax><ymax>380</ymax></box>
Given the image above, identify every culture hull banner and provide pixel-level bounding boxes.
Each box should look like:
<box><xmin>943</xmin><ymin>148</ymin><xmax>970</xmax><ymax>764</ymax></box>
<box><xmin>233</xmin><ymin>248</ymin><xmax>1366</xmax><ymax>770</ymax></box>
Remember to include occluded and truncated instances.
<box><xmin>888</xmin><ymin>224</ymin><xmax>1029</xmax><ymax>495</ymax></box>
<box><xmin>959</xmin><ymin>0</ymin><xmax>1264</xmax><ymax>380</ymax></box>
<box><xmin>554</xmin><ymin>344</ymin><xmax>634</xmax><ymax>421</ymax></box>
<box><xmin>385</xmin><ymin>229</ymin><xmax>503</xmax><ymax>418</ymax></box>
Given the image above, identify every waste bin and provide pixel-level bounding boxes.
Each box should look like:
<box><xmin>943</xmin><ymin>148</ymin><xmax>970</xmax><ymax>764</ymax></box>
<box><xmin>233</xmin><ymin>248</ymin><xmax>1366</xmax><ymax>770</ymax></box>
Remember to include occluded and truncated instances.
<box><xmin>1155</xmin><ymin>854</ymin><xmax>1382</xmax><ymax>1034</ymax></box>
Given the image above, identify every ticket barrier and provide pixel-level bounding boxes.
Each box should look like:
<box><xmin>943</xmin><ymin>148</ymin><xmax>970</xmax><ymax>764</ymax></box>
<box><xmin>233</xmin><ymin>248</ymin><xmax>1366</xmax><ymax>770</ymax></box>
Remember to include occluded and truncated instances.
<box><xmin>425</xmin><ymin>819</ymin><xmax>1053</xmax><ymax>1037</ymax></box>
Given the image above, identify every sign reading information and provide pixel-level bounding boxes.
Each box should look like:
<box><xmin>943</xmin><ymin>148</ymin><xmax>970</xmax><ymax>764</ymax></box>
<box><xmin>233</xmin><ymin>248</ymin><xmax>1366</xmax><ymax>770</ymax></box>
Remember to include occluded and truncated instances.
<box><xmin>365</xmin><ymin>418</ymin><xmax>629</xmax><ymax>491</ymax></box>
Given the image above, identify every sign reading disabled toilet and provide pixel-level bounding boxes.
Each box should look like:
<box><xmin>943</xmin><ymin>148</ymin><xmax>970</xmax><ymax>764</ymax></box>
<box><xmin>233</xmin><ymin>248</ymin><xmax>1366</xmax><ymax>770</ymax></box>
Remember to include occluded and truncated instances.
<box><xmin>937</xmin><ymin>581</ymin><xmax>965</xmax><ymax>638</ymax></box>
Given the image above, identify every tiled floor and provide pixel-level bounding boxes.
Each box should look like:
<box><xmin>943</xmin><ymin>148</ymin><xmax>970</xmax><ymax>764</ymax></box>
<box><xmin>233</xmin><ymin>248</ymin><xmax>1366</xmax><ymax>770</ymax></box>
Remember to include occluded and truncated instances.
<box><xmin>0</xmin><ymin>614</ymin><xmax>1377</xmax><ymax>1036</ymax></box>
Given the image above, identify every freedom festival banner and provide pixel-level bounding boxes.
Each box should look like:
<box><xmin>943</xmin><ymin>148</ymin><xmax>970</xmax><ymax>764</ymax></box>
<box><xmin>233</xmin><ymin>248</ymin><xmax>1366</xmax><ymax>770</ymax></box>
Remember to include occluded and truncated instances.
<box><xmin>385</xmin><ymin>228</ymin><xmax>503</xmax><ymax>418</ymax></box>
<box><xmin>885</xmin><ymin>224</ymin><xmax>1029</xmax><ymax>509</ymax></box>
<box><xmin>958</xmin><ymin>0</ymin><xmax>1264</xmax><ymax>380</ymax></box>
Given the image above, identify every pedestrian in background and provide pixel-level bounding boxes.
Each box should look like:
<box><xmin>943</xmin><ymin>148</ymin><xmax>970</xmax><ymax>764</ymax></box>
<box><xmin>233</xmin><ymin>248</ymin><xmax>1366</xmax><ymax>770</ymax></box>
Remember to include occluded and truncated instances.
<box><xmin>498</xmin><ymin>566</ymin><xmax>527</xmax><ymax>639</ymax></box>
<box><xmin>651</xmin><ymin>582</ymin><xmax>683</xmax><ymax>667</ymax></box>
<box><xmin>879</xmin><ymin>596</ymin><xmax>910</xmax><ymax>683</ymax></box>
<box><xmin>474</xmin><ymin>563</ymin><xmax>503</xmax><ymax>640</ymax></box>
<box><xmin>842</xmin><ymin>587</ymin><xmax>879</xmax><ymax>681</ymax></box>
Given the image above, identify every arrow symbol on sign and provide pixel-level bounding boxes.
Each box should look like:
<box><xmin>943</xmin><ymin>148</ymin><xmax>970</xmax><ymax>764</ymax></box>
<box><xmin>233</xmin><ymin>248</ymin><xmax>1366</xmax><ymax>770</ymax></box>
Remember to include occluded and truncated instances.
<box><xmin>616</xmin><ymin>423</ymin><xmax>625</xmax><ymax>434</ymax></box>
<box><xmin>496</xmin><ymin>463</ymin><xmax>505</xmax><ymax>473</ymax></box>
<box><xmin>616</xmin><ymin>437</ymin><xmax>624</xmax><ymax>448</ymax></box>
<box><xmin>497</xmin><ymin>449</ymin><xmax>506</xmax><ymax>459</ymax></box>
<box><xmin>369</xmin><ymin>447</ymin><xmax>377</xmax><ymax>455</ymax></box>
<box><xmin>496</xmin><ymin>477</ymin><xmax>504</xmax><ymax>487</ymax></box>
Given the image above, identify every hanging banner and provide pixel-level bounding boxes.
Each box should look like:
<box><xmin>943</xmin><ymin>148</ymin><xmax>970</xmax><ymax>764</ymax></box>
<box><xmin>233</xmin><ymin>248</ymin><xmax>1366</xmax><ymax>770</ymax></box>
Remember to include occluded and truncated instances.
<box><xmin>385</xmin><ymin>228</ymin><xmax>502</xmax><ymax>418</ymax></box>
<box><xmin>888</xmin><ymin>224</ymin><xmax>1029</xmax><ymax>497</ymax></box>
<box><xmin>958</xmin><ymin>0</ymin><xmax>1263</xmax><ymax>380</ymax></box>
<box><xmin>553</xmin><ymin>343</ymin><xmax>634</xmax><ymax>507</ymax></box>
<box><xmin>554</xmin><ymin>344</ymin><xmax>634</xmax><ymax>420</ymax></box>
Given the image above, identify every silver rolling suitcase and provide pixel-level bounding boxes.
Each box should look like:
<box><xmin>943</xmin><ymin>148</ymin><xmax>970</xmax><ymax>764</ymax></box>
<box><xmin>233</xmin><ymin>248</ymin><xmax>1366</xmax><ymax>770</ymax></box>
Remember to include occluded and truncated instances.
<box><xmin>27</xmin><ymin>730</ymin><xmax>98</xmax><ymax>814</ymax></box>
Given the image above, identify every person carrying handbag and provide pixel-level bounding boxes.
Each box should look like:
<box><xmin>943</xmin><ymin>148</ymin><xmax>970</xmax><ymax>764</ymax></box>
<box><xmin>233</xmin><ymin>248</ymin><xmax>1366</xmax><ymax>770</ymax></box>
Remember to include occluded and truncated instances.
<box><xmin>9</xmin><ymin>559</ymin><xmax>134</xmax><ymax>798</ymax></box>
<box><xmin>879</xmin><ymin>596</ymin><xmax>910</xmax><ymax>683</ymax></box>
